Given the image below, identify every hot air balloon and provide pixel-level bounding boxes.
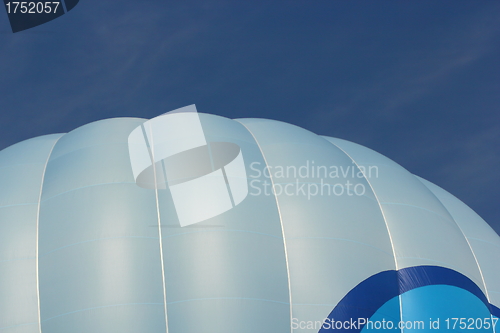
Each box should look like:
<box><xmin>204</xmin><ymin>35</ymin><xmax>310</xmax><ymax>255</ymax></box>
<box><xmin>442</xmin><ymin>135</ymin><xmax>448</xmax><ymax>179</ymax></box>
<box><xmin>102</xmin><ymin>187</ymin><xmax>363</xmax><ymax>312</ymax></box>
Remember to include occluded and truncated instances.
<box><xmin>0</xmin><ymin>105</ymin><xmax>498</xmax><ymax>333</ymax></box>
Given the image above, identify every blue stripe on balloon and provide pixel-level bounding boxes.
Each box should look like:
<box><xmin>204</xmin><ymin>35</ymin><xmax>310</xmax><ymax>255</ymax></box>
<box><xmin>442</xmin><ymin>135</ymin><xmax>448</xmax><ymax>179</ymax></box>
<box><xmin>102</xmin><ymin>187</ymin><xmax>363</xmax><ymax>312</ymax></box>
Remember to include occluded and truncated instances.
<box><xmin>491</xmin><ymin>304</ymin><xmax>500</xmax><ymax>317</ymax></box>
<box><xmin>319</xmin><ymin>265</ymin><xmax>497</xmax><ymax>333</ymax></box>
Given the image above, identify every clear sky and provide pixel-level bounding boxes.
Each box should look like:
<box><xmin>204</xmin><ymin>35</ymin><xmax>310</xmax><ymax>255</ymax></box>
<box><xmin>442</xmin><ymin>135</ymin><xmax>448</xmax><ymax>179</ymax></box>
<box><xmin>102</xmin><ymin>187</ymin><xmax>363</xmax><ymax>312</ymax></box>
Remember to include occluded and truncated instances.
<box><xmin>0</xmin><ymin>0</ymin><xmax>499</xmax><ymax>235</ymax></box>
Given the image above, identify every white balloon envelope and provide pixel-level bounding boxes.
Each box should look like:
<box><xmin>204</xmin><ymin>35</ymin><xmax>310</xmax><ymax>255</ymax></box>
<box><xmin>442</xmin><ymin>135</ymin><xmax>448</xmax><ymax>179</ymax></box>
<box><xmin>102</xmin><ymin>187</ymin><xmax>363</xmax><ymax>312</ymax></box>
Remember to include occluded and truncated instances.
<box><xmin>0</xmin><ymin>106</ymin><xmax>498</xmax><ymax>333</ymax></box>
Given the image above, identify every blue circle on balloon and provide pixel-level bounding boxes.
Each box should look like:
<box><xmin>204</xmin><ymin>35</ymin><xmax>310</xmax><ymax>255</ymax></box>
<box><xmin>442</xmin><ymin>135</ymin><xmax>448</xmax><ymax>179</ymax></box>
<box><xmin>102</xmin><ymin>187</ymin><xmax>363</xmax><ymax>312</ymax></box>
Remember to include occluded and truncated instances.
<box><xmin>320</xmin><ymin>266</ymin><xmax>500</xmax><ymax>333</ymax></box>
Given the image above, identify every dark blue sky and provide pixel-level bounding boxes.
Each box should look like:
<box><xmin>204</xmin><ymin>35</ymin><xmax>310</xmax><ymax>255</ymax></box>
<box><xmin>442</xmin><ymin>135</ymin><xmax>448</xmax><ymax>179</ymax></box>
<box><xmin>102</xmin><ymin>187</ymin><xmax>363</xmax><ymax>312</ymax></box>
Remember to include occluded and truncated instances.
<box><xmin>1</xmin><ymin>0</ymin><xmax>499</xmax><ymax>234</ymax></box>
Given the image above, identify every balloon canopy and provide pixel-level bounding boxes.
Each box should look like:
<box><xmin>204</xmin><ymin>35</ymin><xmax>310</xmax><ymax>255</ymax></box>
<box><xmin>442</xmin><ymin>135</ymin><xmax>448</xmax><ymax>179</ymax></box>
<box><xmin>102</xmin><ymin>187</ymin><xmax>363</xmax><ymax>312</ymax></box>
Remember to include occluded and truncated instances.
<box><xmin>0</xmin><ymin>106</ymin><xmax>498</xmax><ymax>333</ymax></box>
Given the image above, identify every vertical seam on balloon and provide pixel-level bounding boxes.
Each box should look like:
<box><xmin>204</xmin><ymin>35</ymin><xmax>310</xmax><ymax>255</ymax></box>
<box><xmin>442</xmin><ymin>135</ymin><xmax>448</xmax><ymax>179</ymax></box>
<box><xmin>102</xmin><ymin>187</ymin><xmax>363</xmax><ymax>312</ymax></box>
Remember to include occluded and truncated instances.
<box><xmin>142</xmin><ymin>124</ymin><xmax>169</xmax><ymax>333</ymax></box>
<box><xmin>36</xmin><ymin>135</ymin><xmax>62</xmax><ymax>333</ymax></box>
<box><xmin>324</xmin><ymin>139</ymin><xmax>405</xmax><ymax>333</ymax></box>
<box><xmin>416</xmin><ymin>177</ymin><xmax>496</xmax><ymax>333</ymax></box>
<box><xmin>238</xmin><ymin>122</ymin><xmax>294</xmax><ymax>333</ymax></box>
<box><xmin>221</xmin><ymin>167</ymin><xmax>236</xmax><ymax>207</ymax></box>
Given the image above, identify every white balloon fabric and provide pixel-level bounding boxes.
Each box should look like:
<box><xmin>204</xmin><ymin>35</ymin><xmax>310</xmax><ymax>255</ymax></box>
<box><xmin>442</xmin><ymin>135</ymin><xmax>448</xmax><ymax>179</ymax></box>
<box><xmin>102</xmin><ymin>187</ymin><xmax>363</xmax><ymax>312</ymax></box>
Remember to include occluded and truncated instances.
<box><xmin>0</xmin><ymin>107</ymin><xmax>498</xmax><ymax>333</ymax></box>
<box><xmin>127</xmin><ymin>105</ymin><xmax>248</xmax><ymax>227</ymax></box>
